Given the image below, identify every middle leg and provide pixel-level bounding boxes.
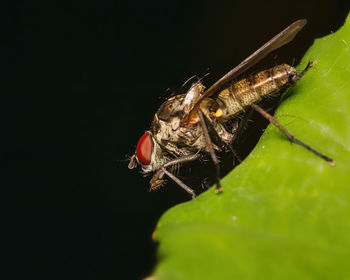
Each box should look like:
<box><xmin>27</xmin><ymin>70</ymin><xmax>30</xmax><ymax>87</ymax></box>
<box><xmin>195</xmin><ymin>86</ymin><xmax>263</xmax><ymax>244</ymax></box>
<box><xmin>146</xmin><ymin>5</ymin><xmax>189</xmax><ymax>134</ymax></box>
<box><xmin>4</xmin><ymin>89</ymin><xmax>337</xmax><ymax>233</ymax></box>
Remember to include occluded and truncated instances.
<box><xmin>197</xmin><ymin>109</ymin><xmax>223</xmax><ymax>193</ymax></box>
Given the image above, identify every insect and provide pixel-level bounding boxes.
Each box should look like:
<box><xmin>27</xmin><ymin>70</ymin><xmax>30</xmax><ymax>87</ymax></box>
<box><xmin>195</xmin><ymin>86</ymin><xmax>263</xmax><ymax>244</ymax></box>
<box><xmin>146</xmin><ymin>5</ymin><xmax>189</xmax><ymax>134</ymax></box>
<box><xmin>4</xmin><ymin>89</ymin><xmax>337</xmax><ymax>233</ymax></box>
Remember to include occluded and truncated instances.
<box><xmin>128</xmin><ymin>19</ymin><xmax>334</xmax><ymax>199</ymax></box>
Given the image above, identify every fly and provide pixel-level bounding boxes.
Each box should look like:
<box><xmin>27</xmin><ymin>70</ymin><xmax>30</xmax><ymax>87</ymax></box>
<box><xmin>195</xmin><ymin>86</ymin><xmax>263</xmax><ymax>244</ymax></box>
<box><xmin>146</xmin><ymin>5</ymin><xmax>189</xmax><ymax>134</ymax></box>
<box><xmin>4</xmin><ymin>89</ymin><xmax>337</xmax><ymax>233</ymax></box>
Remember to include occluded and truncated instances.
<box><xmin>128</xmin><ymin>19</ymin><xmax>334</xmax><ymax>199</ymax></box>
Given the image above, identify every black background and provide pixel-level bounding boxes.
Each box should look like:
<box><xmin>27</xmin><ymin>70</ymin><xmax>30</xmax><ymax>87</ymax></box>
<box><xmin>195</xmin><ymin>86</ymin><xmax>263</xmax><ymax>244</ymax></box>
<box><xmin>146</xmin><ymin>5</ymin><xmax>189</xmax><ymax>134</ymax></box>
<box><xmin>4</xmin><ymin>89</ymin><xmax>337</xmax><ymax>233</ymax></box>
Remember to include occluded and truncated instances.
<box><xmin>8</xmin><ymin>1</ymin><xmax>349</xmax><ymax>279</ymax></box>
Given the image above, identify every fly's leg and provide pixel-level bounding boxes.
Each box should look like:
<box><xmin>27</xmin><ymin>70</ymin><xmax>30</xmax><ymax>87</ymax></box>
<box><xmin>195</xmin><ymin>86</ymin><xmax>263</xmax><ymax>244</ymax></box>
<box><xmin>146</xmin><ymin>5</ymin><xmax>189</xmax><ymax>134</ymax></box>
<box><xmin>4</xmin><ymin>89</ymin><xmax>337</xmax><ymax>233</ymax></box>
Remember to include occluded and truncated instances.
<box><xmin>226</xmin><ymin>142</ymin><xmax>242</xmax><ymax>164</ymax></box>
<box><xmin>163</xmin><ymin>154</ymin><xmax>201</xmax><ymax>168</ymax></box>
<box><xmin>289</xmin><ymin>61</ymin><xmax>314</xmax><ymax>85</ymax></box>
<box><xmin>298</xmin><ymin>61</ymin><xmax>314</xmax><ymax>78</ymax></box>
<box><xmin>226</xmin><ymin>107</ymin><xmax>255</xmax><ymax>163</ymax></box>
<box><xmin>150</xmin><ymin>169</ymin><xmax>165</xmax><ymax>190</ymax></box>
<box><xmin>197</xmin><ymin>109</ymin><xmax>223</xmax><ymax>193</ymax></box>
<box><xmin>234</xmin><ymin>107</ymin><xmax>254</xmax><ymax>142</ymax></box>
<box><xmin>208</xmin><ymin>116</ymin><xmax>242</xmax><ymax>164</ymax></box>
<box><xmin>251</xmin><ymin>104</ymin><xmax>335</xmax><ymax>165</ymax></box>
<box><xmin>150</xmin><ymin>154</ymin><xmax>201</xmax><ymax>198</ymax></box>
<box><xmin>161</xmin><ymin>168</ymin><xmax>196</xmax><ymax>199</ymax></box>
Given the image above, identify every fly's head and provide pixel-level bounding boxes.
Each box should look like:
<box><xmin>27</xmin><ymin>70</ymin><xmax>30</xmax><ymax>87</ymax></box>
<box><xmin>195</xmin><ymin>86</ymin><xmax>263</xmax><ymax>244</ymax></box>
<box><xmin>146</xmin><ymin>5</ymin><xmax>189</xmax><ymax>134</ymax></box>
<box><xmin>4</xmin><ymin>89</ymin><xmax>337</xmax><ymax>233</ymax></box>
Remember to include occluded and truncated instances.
<box><xmin>128</xmin><ymin>131</ymin><xmax>167</xmax><ymax>174</ymax></box>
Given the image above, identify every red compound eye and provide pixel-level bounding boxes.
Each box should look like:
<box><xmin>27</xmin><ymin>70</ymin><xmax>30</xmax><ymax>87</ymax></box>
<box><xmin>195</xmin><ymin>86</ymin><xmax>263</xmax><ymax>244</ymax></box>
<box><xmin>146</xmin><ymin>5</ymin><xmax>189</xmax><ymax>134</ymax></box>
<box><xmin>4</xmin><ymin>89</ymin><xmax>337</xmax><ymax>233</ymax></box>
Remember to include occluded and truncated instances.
<box><xmin>136</xmin><ymin>132</ymin><xmax>152</xmax><ymax>165</ymax></box>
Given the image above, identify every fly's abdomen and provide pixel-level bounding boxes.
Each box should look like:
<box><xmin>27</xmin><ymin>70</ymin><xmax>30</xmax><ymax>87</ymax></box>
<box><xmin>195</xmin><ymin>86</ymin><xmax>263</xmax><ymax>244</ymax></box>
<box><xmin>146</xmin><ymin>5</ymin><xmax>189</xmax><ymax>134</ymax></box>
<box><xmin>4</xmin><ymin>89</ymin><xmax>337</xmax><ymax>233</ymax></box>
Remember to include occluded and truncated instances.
<box><xmin>216</xmin><ymin>64</ymin><xmax>297</xmax><ymax>120</ymax></box>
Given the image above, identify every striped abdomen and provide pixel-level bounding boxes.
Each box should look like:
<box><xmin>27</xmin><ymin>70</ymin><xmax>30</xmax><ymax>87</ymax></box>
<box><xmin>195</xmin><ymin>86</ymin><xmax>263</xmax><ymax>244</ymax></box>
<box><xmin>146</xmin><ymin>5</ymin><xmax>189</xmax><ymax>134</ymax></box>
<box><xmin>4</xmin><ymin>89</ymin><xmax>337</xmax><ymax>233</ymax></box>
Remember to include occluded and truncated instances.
<box><xmin>216</xmin><ymin>64</ymin><xmax>297</xmax><ymax>121</ymax></box>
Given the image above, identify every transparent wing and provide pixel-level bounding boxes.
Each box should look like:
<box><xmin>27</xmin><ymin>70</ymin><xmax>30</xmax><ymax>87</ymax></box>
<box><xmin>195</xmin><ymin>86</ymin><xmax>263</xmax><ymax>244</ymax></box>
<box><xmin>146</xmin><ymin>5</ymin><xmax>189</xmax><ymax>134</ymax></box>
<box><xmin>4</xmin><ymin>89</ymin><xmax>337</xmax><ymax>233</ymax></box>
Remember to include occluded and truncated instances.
<box><xmin>182</xmin><ymin>19</ymin><xmax>307</xmax><ymax>124</ymax></box>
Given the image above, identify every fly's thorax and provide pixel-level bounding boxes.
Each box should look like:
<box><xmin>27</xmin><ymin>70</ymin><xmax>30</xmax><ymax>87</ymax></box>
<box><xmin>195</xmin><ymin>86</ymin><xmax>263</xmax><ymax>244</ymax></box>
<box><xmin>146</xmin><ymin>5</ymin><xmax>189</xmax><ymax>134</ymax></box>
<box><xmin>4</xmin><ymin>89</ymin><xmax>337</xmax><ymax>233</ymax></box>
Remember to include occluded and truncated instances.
<box><xmin>216</xmin><ymin>64</ymin><xmax>297</xmax><ymax>121</ymax></box>
<box><xmin>152</xmin><ymin>81</ymin><xmax>206</xmax><ymax>128</ymax></box>
<box><xmin>150</xmin><ymin>84</ymin><xmax>207</xmax><ymax>156</ymax></box>
<box><xmin>151</xmin><ymin>93</ymin><xmax>233</xmax><ymax>155</ymax></box>
<box><xmin>151</xmin><ymin>94</ymin><xmax>204</xmax><ymax>156</ymax></box>
<box><xmin>152</xmin><ymin>112</ymin><xmax>206</xmax><ymax>155</ymax></box>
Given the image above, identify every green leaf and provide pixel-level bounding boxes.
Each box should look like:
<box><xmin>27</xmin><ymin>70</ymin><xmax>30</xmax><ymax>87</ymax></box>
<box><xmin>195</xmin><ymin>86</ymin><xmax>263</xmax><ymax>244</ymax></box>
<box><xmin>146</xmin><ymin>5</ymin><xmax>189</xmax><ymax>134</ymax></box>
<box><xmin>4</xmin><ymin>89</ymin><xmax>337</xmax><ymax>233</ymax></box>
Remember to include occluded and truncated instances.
<box><xmin>151</xmin><ymin>14</ymin><xmax>350</xmax><ymax>280</ymax></box>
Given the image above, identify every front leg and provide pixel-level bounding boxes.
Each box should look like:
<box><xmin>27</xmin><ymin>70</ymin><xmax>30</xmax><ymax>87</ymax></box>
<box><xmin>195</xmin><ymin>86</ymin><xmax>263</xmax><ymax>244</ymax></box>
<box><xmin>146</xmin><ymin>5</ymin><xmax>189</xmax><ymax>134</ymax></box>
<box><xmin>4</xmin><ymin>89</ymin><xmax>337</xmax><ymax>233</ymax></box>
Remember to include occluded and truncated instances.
<box><xmin>149</xmin><ymin>154</ymin><xmax>201</xmax><ymax>198</ymax></box>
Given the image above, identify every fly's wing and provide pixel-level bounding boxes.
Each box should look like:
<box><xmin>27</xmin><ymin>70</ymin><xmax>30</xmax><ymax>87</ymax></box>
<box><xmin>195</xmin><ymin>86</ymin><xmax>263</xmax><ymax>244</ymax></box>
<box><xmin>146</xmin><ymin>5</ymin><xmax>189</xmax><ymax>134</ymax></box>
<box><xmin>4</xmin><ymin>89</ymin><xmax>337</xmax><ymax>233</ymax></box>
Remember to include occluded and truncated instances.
<box><xmin>202</xmin><ymin>19</ymin><xmax>307</xmax><ymax>98</ymax></box>
<box><xmin>182</xmin><ymin>19</ymin><xmax>307</xmax><ymax>124</ymax></box>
